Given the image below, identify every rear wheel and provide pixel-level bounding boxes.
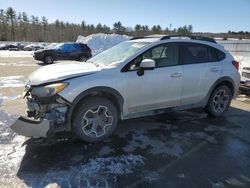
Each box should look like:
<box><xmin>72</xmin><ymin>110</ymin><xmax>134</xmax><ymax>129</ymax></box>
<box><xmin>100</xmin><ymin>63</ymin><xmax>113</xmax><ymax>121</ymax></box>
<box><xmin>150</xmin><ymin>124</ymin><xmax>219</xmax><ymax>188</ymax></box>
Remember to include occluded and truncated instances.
<box><xmin>72</xmin><ymin>97</ymin><xmax>118</xmax><ymax>142</ymax></box>
<box><xmin>44</xmin><ymin>55</ymin><xmax>53</xmax><ymax>64</ymax></box>
<box><xmin>206</xmin><ymin>85</ymin><xmax>232</xmax><ymax>117</ymax></box>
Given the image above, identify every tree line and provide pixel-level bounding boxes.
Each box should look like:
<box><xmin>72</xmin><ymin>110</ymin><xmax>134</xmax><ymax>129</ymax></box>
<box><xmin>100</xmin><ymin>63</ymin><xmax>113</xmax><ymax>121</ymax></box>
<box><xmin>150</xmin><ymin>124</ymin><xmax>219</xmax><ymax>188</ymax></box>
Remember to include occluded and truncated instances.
<box><xmin>0</xmin><ymin>7</ymin><xmax>194</xmax><ymax>42</ymax></box>
<box><xmin>1</xmin><ymin>7</ymin><xmax>249</xmax><ymax>42</ymax></box>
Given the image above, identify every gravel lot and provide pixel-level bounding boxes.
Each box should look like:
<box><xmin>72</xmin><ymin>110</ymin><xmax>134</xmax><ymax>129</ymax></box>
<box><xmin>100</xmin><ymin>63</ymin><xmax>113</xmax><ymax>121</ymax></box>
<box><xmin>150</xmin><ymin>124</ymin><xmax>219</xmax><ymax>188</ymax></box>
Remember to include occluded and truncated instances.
<box><xmin>0</xmin><ymin>54</ymin><xmax>250</xmax><ymax>188</ymax></box>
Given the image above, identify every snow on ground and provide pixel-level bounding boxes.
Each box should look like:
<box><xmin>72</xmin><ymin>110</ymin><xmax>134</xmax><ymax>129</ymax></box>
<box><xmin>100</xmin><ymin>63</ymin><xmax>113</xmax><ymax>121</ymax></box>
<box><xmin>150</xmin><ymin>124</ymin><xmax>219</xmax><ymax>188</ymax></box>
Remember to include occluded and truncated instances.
<box><xmin>0</xmin><ymin>94</ymin><xmax>21</xmax><ymax>106</ymax></box>
<box><xmin>237</xmin><ymin>94</ymin><xmax>250</xmax><ymax>103</ymax></box>
<box><xmin>0</xmin><ymin>109</ymin><xmax>26</xmax><ymax>182</ymax></box>
<box><xmin>0</xmin><ymin>61</ymin><xmax>37</xmax><ymax>66</ymax></box>
<box><xmin>0</xmin><ymin>76</ymin><xmax>26</xmax><ymax>88</ymax></box>
<box><xmin>77</xmin><ymin>33</ymin><xmax>130</xmax><ymax>55</ymax></box>
<box><xmin>0</xmin><ymin>50</ymin><xmax>34</xmax><ymax>58</ymax></box>
<box><xmin>120</xmin><ymin>123</ymin><xmax>217</xmax><ymax>158</ymax></box>
<box><xmin>19</xmin><ymin>154</ymin><xmax>144</xmax><ymax>187</ymax></box>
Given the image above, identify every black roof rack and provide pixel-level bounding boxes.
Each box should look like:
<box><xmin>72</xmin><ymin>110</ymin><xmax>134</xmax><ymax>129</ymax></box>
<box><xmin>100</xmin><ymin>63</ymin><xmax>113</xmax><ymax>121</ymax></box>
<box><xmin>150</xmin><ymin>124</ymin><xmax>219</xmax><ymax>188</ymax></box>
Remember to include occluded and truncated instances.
<box><xmin>160</xmin><ymin>35</ymin><xmax>216</xmax><ymax>43</ymax></box>
<box><xmin>130</xmin><ymin>35</ymin><xmax>164</xmax><ymax>40</ymax></box>
<box><xmin>130</xmin><ymin>35</ymin><xmax>216</xmax><ymax>43</ymax></box>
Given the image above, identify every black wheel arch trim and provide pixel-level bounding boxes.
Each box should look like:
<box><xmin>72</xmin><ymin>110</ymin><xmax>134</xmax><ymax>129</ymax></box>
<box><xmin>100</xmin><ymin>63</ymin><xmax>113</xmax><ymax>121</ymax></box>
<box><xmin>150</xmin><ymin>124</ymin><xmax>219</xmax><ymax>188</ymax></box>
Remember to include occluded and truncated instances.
<box><xmin>44</xmin><ymin>53</ymin><xmax>54</xmax><ymax>61</ymax></box>
<box><xmin>65</xmin><ymin>86</ymin><xmax>124</xmax><ymax>131</ymax></box>
<box><xmin>203</xmin><ymin>76</ymin><xmax>235</xmax><ymax>106</ymax></box>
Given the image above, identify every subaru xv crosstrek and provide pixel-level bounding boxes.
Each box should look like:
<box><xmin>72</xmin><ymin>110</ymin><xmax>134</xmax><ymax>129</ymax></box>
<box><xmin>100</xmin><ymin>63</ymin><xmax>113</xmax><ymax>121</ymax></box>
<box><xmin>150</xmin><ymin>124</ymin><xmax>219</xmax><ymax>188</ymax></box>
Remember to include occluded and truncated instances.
<box><xmin>33</xmin><ymin>42</ymin><xmax>92</xmax><ymax>64</ymax></box>
<box><xmin>11</xmin><ymin>35</ymin><xmax>240</xmax><ymax>142</ymax></box>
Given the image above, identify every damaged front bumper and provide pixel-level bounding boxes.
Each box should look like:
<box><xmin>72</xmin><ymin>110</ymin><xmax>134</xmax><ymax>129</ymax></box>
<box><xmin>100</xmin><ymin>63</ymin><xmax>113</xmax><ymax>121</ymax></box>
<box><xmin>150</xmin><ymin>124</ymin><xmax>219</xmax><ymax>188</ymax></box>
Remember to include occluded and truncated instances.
<box><xmin>10</xmin><ymin>116</ymin><xmax>52</xmax><ymax>138</ymax></box>
<box><xmin>10</xmin><ymin>83</ymin><xmax>71</xmax><ymax>138</ymax></box>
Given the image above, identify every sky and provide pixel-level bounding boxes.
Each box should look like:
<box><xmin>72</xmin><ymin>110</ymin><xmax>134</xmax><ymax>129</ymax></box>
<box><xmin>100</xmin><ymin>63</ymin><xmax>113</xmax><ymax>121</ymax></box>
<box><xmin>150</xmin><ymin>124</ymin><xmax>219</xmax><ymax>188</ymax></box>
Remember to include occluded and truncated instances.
<box><xmin>0</xmin><ymin>0</ymin><xmax>250</xmax><ymax>33</ymax></box>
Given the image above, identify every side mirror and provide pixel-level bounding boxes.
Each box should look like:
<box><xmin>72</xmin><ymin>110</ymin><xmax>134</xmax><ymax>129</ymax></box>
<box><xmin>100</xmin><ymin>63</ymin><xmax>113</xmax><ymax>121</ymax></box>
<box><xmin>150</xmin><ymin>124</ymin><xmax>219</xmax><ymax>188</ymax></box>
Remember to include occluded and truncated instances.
<box><xmin>137</xmin><ymin>59</ymin><xmax>155</xmax><ymax>76</ymax></box>
<box><xmin>139</xmin><ymin>59</ymin><xmax>155</xmax><ymax>70</ymax></box>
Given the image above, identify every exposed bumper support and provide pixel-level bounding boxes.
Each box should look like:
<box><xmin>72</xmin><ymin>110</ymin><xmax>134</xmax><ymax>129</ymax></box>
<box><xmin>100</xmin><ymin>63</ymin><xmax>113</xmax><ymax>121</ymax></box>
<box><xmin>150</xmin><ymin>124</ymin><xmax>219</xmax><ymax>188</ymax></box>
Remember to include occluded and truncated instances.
<box><xmin>10</xmin><ymin>116</ymin><xmax>51</xmax><ymax>138</ymax></box>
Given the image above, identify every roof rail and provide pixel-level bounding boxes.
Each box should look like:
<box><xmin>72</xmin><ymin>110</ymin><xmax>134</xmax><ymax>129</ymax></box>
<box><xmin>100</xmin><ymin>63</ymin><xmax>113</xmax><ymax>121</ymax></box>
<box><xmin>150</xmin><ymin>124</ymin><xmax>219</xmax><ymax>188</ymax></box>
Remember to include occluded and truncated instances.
<box><xmin>130</xmin><ymin>37</ymin><xmax>145</xmax><ymax>40</ymax></box>
<box><xmin>130</xmin><ymin>35</ymin><xmax>164</xmax><ymax>40</ymax></box>
<box><xmin>130</xmin><ymin>35</ymin><xmax>216</xmax><ymax>43</ymax></box>
<box><xmin>160</xmin><ymin>35</ymin><xmax>217</xmax><ymax>43</ymax></box>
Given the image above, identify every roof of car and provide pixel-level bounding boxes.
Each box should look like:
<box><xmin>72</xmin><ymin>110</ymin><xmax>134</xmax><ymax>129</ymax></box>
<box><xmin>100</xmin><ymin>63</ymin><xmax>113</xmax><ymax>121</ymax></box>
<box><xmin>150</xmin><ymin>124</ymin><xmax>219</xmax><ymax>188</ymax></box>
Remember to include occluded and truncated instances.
<box><xmin>130</xmin><ymin>34</ymin><xmax>217</xmax><ymax>44</ymax></box>
<box><xmin>129</xmin><ymin>37</ymin><xmax>160</xmax><ymax>43</ymax></box>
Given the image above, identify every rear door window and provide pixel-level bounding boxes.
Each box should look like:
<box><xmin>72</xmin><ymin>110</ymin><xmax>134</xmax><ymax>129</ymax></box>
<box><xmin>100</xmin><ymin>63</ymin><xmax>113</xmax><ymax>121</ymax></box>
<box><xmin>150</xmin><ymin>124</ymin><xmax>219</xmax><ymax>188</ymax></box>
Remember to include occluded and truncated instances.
<box><xmin>182</xmin><ymin>43</ymin><xmax>220</xmax><ymax>64</ymax></box>
<box><xmin>68</xmin><ymin>43</ymin><xmax>80</xmax><ymax>52</ymax></box>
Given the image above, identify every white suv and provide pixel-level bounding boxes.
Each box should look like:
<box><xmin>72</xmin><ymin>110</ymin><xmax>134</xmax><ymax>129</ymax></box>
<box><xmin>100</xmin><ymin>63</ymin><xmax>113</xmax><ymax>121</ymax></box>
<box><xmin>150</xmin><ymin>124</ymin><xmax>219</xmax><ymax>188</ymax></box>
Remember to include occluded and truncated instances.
<box><xmin>11</xmin><ymin>35</ymin><xmax>240</xmax><ymax>142</ymax></box>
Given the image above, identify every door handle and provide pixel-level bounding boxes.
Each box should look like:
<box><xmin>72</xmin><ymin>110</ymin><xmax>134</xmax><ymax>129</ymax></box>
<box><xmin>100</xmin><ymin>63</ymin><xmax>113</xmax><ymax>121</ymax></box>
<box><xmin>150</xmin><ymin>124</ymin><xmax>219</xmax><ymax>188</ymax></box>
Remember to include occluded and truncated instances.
<box><xmin>171</xmin><ymin>72</ymin><xmax>182</xmax><ymax>78</ymax></box>
<box><xmin>210</xmin><ymin>67</ymin><xmax>220</xmax><ymax>72</ymax></box>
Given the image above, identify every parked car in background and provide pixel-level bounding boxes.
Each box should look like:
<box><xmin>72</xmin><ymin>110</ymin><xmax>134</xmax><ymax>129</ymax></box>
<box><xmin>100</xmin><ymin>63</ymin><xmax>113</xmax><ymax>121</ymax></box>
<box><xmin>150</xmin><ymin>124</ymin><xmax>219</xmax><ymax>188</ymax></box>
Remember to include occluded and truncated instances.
<box><xmin>239</xmin><ymin>65</ymin><xmax>250</xmax><ymax>94</ymax></box>
<box><xmin>24</xmin><ymin>43</ymin><xmax>44</xmax><ymax>51</ymax></box>
<box><xmin>16</xmin><ymin>43</ymin><xmax>25</xmax><ymax>51</ymax></box>
<box><xmin>11</xmin><ymin>35</ymin><xmax>240</xmax><ymax>142</ymax></box>
<box><xmin>3</xmin><ymin>44</ymin><xmax>18</xmax><ymax>50</ymax></box>
<box><xmin>0</xmin><ymin>43</ymin><xmax>25</xmax><ymax>51</ymax></box>
<box><xmin>33</xmin><ymin>42</ymin><xmax>92</xmax><ymax>64</ymax></box>
<box><xmin>0</xmin><ymin>44</ymin><xmax>7</xmax><ymax>50</ymax></box>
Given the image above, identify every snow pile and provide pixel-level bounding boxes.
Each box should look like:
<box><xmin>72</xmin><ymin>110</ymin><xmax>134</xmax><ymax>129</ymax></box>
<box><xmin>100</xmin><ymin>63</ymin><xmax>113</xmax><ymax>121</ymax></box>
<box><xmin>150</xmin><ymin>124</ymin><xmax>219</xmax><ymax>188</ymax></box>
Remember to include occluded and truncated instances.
<box><xmin>77</xmin><ymin>33</ymin><xmax>130</xmax><ymax>55</ymax></box>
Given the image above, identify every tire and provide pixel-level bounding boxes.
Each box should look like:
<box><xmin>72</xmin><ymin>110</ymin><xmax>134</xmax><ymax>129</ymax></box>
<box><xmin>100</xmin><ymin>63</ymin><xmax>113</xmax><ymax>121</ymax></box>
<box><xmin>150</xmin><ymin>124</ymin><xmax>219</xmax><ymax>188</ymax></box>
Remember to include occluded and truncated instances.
<box><xmin>44</xmin><ymin>55</ymin><xmax>53</xmax><ymax>64</ymax></box>
<box><xmin>79</xmin><ymin>56</ymin><xmax>87</xmax><ymax>62</ymax></box>
<box><xmin>72</xmin><ymin>97</ymin><xmax>118</xmax><ymax>142</ymax></box>
<box><xmin>205</xmin><ymin>85</ymin><xmax>232</xmax><ymax>117</ymax></box>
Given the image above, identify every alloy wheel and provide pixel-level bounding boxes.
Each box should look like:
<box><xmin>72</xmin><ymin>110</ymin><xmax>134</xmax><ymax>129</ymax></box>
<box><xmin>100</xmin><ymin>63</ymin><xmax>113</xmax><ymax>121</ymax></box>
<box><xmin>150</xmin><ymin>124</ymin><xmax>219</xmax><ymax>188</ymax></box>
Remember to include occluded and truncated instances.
<box><xmin>82</xmin><ymin>105</ymin><xmax>113</xmax><ymax>138</ymax></box>
<box><xmin>212</xmin><ymin>89</ymin><xmax>230</xmax><ymax>113</ymax></box>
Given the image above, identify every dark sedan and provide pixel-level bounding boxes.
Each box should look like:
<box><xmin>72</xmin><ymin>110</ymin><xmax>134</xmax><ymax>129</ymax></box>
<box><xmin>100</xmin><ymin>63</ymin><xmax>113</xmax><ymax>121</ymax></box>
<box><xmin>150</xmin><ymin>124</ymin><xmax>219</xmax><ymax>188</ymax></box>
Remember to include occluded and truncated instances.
<box><xmin>33</xmin><ymin>42</ymin><xmax>92</xmax><ymax>64</ymax></box>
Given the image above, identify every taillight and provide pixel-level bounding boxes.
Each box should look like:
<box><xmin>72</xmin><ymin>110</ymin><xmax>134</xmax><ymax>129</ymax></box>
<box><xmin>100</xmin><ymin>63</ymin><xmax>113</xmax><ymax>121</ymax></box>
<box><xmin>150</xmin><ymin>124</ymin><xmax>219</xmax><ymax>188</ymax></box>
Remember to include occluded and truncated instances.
<box><xmin>232</xmin><ymin>60</ymin><xmax>239</xmax><ymax>70</ymax></box>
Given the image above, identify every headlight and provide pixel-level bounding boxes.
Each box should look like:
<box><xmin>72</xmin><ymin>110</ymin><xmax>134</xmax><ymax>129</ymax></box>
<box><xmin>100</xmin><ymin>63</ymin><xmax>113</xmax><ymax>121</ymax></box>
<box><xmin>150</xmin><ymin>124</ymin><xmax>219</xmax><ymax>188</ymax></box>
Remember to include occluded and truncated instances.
<box><xmin>31</xmin><ymin>83</ymin><xmax>68</xmax><ymax>97</ymax></box>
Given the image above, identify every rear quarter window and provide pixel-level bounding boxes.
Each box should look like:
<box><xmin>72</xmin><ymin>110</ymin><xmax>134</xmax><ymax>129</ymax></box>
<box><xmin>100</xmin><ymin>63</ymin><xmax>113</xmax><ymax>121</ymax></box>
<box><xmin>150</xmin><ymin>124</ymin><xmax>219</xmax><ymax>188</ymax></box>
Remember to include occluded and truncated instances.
<box><xmin>215</xmin><ymin>49</ymin><xmax>226</xmax><ymax>61</ymax></box>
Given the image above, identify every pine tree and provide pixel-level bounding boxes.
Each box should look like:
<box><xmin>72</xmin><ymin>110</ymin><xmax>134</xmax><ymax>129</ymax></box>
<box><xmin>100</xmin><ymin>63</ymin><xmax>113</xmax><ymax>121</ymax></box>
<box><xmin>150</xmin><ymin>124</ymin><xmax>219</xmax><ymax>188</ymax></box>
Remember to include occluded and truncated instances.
<box><xmin>6</xmin><ymin>7</ymin><xmax>16</xmax><ymax>40</ymax></box>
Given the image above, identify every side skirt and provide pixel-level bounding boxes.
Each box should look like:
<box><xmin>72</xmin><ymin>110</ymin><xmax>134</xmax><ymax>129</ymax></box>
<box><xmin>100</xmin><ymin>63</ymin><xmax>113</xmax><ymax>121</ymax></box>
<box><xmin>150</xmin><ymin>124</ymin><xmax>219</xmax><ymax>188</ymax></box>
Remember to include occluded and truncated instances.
<box><xmin>122</xmin><ymin>102</ymin><xmax>206</xmax><ymax>120</ymax></box>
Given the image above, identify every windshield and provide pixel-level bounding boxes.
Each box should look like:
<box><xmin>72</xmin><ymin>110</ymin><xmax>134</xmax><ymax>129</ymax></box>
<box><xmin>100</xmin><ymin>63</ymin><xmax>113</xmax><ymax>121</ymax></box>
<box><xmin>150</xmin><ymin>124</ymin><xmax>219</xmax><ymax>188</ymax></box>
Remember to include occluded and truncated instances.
<box><xmin>53</xmin><ymin>43</ymin><xmax>64</xmax><ymax>50</ymax></box>
<box><xmin>87</xmin><ymin>41</ymin><xmax>149</xmax><ymax>66</ymax></box>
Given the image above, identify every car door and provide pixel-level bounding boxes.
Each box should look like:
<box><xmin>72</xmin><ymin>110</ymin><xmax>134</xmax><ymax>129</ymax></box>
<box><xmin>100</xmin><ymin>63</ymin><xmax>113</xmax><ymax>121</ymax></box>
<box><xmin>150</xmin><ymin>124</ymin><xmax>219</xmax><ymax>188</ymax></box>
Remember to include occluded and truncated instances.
<box><xmin>122</xmin><ymin>43</ymin><xmax>183</xmax><ymax>114</ymax></box>
<box><xmin>69</xmin><ymin>43</ymin><xmax>81</xmax><ymax>60</ymax></box>
<box><xmin>54</xmin><ymin>44</ymin><xmax>67</xmax><ymax>60</ymax></box>
<box><xmin>62</xmin><ymin>43</ymin><xmax>72</xmax><ymax>60</ymax></box>
<box><xmin>180</xmin><ymin>42</ymin><xmax>222</xmax><ymax>105</ymax></box>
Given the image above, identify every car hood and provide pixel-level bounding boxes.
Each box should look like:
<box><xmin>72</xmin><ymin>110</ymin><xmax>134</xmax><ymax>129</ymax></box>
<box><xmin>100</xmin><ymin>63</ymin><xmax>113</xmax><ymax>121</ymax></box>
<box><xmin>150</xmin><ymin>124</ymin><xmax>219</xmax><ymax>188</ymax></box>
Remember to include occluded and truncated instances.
<box><xmin>34</xmin><ymin>49</ymin><xmax>52</xmax><ymax>53</ymax></box>
<box><xmin>28</xmin><ymin>62</ymin><xmax>101</xmax><ymax>85</ymax></box>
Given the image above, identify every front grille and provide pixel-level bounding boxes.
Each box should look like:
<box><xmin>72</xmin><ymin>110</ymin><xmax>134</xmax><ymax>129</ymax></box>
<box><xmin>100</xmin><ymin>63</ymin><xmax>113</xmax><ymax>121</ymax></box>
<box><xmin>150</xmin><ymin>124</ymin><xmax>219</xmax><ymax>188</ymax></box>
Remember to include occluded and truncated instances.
<box><xmin>242</xmin><ymin>72</ymin><xmax>250</xmax><ymax>79</ymax></box>
<box><xmin>243</xmin><ymin>67</ymin><xmax>250</xmax><ymax>71</ymax></box>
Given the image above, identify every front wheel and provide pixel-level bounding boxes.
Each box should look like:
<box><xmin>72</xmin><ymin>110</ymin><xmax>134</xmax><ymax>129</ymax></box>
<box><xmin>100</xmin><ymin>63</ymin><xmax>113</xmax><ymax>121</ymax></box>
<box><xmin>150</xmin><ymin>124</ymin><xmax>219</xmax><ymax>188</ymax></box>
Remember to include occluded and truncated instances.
<box><xmin>205</xmin><ymin>85</ymin><xmax>232</xmax><ymax>117</ymax></box>
<box><xmin>44</xmin><ymin>55</ymin><xmax>53</xmax><ymax>64</ymax></box>
<box><xmin>79</xmin><ymin>56</ymin><xmax>87</xmax><ymax>62</ymax></box>
<box><xmin>72</xmin><ymin>97</ymin><xmax>118</xmax><ymax>142</ymax></box>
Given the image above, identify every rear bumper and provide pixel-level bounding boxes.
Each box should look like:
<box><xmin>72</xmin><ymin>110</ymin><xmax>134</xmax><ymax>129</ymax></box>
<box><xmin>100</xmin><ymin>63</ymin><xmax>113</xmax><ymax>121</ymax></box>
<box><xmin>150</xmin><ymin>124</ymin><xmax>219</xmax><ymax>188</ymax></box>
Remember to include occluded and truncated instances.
<box><xmin>10</xmin><ymin>116</ymin><xmax>51</xmax><ymax>138</ymax></box>
<box><xmin>239</xmin><ymin>83</ymin><xmax>250</xmax><ymax>93</ymax></box>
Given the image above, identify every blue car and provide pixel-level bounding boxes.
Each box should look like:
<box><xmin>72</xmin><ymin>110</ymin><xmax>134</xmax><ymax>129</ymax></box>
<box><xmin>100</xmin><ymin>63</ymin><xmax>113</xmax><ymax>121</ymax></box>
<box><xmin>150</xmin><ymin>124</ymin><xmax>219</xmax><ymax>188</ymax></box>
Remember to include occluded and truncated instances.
<box><xmin>33</xmin><ymin>42</ymin><xmax>92</xmax><ymax>64</ymax></box>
